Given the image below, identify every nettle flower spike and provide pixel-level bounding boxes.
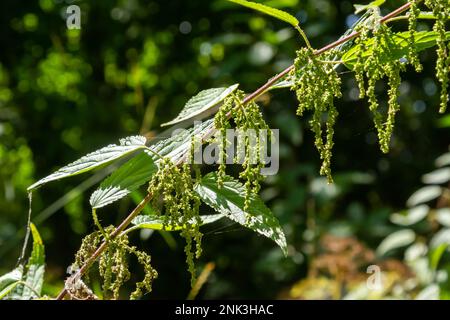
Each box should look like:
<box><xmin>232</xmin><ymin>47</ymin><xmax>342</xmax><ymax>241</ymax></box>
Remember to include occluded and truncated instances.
<box><xmin>73</xmin><ymin>226</ymin><xmax>157</xmax><ymax>300</ymax></box>
<box><xmin>214</xmin><ymin>90</ymin><xmax>270</xmax><ymax>211</ymax></box>
<box><xmin>147</xmin><ymin>158</ymin><xmax>202</xmax><ymax>286</ymax></box>
<box><xmin>354</xmin><ymin>20</ymin><xmax>405</xmax><ymax>154</ymax></box>
<box><xmin>290</xmin><ymin>47</ymin><xmax>342</xmax><ymax>183</ymax></box>
<box><xmin>425</xmin><ymin>0</ymin><xmax>450</xmax><ymax>113</ymax></box>
<box><xmin>407</xmin><ymin>0</ymin><xmax>423</xmax><ymax>72</ymax></box>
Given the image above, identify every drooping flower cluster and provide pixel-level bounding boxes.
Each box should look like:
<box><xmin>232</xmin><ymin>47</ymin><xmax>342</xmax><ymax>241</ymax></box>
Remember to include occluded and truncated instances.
<box><xmin>148</xmin><ymin>158</ymin><xmax>202</xmax><ymax>286</ymax></box>
<box><xmin>353</xmin><ymin>20</ymin><xmax>405</xmax><ymax>154</ymax></box>
<box><xmin>290</xmin><ymin>48</ymin><xmax>342</xmax><ymax>183</ymax></box>
<box><xmin>407</xmin><ymin>0</ymin><xmax>423</xmax><ymax>72</ymax></box>
<box><xmin>425</xmin><ymin>0</ymin><xmax>450</xmax><ymax>113</ymax></box>
<box><xmin>74</xmin><ymin>226</ymin><xmax>158</xmax><ymax>300</ymax></box>
<box><xmin>215</xmin><ymin>90</ymin><xmax>270</xmax><ymax>210</ymax></box>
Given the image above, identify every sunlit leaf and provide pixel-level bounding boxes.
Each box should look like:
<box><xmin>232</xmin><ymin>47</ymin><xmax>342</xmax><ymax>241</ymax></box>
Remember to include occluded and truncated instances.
<box><xmin>435</xmin><ymin>152</ymin><xmax>450</xmax><ymax>167</ymax></box>
<box><xmin>422</xmin><ymin>167</ymin><xmax>450</xmax><ymax>185</ymax></box>
<box><xmin>0</xmin><ymin>267</ymin><xmax>23</xmax><ymax>293</ymax></box>
<box><xmin>226</xmin><ymin>0</ymin><xmax>299</xmax><ymax>29</ymax></box>
<box><xmin>161</xmin><ymin>84</ymin><xmax>239</xmax><ymax>127</ymax></box>
<box><xmin>28</xmin><ymin>136</ymin><xmax>147</xmax><ymax>191</ymax></box>
<box><xmin>436</xmin><ymin>208</ymin><xmax>450</xmax><ymax>227</ymax></box>
<box><xmin>130</xmin><ymin>214</ymin><xmax>225</xmax><ymax>232</ymax></box>
<box><xmin>390</xmin><ymin>205</ymin><xmax>429</xmax><ymax>226</ymax></box>
<box><xmin>90</xmin><ymin>152</ymin><xmax>157</xmax><ymax>209</ymax></box>
<box><xmin>415</xmin><ymin>284</ymin><xmax>440</xmax><ymax>300</ymax></box>
<box><xmin>376</xmin><ymin>229</ymin><xmax>415</xmax><ymax>257</ymax></box>
<box><xmin>343</xmin><ymin>31</ymin><xmax>450</xmax><ymax>70</ymax></box>
<box><xmin>430</xmin><ymin>243</ymin><xmax>448</xmax><ymax>271</ymax></box>
<box><xmin>406</xmin><ymin>186</ymin><xmax>442</xmax><ymax>208</ymax></box>
<box><xmin>430</xmin><ymin>228</ymin><xmax>450</xmax><ymax>249</ymax></box>
<box><xmin>194</xmin><ymin>172</ymin><xmax>287</xmax><ymax>256</ymax></box>
<box><xmin>353</xmin><ymin>0</ymin><xmax>385</xmax><ymax>14</ymax></box>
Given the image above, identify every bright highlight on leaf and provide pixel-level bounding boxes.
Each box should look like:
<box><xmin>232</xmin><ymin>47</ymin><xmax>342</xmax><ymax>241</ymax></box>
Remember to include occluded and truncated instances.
<box><xmin>129</xmin><ymin>214</ymin><xmax>225</xmax><ymax>232</ymax></box>
<box><xmin>194</xmin><ymin>172</ymin><xmax>287</xmax><ymax>256</ymax></box>
<box><xmin>226</xmin><ymin>0</ymin><xmax>299</xmax><ymax>29</ymax></box>
<box><xmin>28</xmin><ymin>136</ymin><xmax>147</xmax><ymax>191</ymax></box>
<box><xmin>90</xmin><ymin>152</ymin><xmax>158</xmax><ymax>209</ymax></box>
<box><xmin>161</xmin><ymin>84</ymin><xmax>239</xmax><ymax>127</ymax></box>
<box><xmin>343</xmin><ymin>31</ymin><xmax>450</xmax><ymax>70</ymax></box>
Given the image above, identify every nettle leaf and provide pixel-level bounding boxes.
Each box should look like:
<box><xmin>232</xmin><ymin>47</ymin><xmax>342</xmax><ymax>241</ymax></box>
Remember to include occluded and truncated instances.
<box><xmin>8</xmin><ymin>224</ymin><xmax>45</xmax><ymax>300</ymax></box>
<box><xmin>130</xmin><ymin>214</ymin><xmax>225</xmax><ymax>232</ymax></box>
<box><xmin>353</xmin><ymin>0</ymin><xmax>385</xmax><ymax>14</ymax></box>
<box><xmin>161</xmin><ymin>84</ymin><xmax>239</xmax><ymax>127</ymax></box>
<box><xmin>0</xmin><ymin>267</ymin><xmax>23</xmax><ymax>293</ymax></box>
<box><xmin>21</xmin><ymin>224</ymin><xmax>45</xmax><ymax>299</ymax></box>
<box><xmin>90</xmin><ymin>120</ymin><xmax>214</xmax><ymax>209</ymax></box>
<box><xmin>90</xmin><ymin>152</ymin><xmax>157</xmax><ymax>209</ymax></box>
<box><xmin>227</xmin><ymin>0</ymin><xmax>299</xmax><ymax>29</ymax></box>
<box><xmin>194</xmin><ymin>172</ymin><xmax>287</xmax><ymax>255</ymax></box>
<box><xmin>28</xmin><ymin>136</ymin><xmax>147</xmax><ymax>191</ymax></box>
<box><xmin>152</xmin><ymin>119</ymin><xmax>214</xmax><ymax>164</ymax></box>
<box><xmin>343</xmin><ymin>31</ymin><xmax>450</xmax><ymax>70</ymax></box>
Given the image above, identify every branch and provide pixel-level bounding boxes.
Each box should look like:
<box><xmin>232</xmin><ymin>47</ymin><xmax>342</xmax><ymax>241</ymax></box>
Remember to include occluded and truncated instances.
<box><xmin>56</xmin><ymin>192</ymin><xmax>153</xmax><ymax>300</ymax></box>
<box><xmin>55</xmin><ymin>1</ymin><xmax>412</xmax><ymax>300</ymax></box>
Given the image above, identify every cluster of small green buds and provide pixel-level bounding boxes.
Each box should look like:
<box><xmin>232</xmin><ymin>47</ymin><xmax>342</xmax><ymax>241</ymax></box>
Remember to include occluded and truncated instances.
<box><xmin>214</xmin><ymin>90</ymin><xmax>270</xmax><ymax>211</ymax></box>
<box><xmin>290</xmin><ymin>47</ymin><xmax>342</xmax><ymax>183</ymax></box>
<box><xmin>425</xmin><ymin>0</ymin><xmax>450</xmax><ymax>113</ymax></box>
<box><xmin>353</xmin><ymin>20</ymin><xmax>405</xmax><ymax>154</ymax></box>
<box><xmin>148</xmin><ymin>158</ymin><xmax>202</xmax><ymax>286</ymax></box>
<box><xmin>407</xmin><ymin>0</ymin><xmax>423</xmax><ymax>72</ymax></box>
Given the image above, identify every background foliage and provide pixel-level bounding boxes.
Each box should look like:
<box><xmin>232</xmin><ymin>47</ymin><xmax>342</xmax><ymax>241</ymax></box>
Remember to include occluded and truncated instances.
<box><xmin>0</xmin><ymin>0</ymin><xmax>449</xmax><ymax>299</ymax></box>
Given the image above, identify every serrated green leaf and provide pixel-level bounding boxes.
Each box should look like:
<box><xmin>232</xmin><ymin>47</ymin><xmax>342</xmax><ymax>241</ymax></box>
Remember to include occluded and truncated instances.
<box><xmin>130</xmin><ymin>213</ymin><xmax>225</xmax><ymax>232</ymax></box>
<box><xmin>194</xmin><ymin>172</ymin><xmax>287</xmax><ymax>255</ymax></box>
<box><xmin>353</xmin><ymin>0</ymin><xmax>385</xmax><ymax>14</ymax></box>
<box><xmin>161</xmin><ymin>84</ymin><xmax>239</xmax><ymax>127</ymax></box>
<box><xmin>28</xmin><ymin>136</ymin><xmax>147</xmax><ymax>191</ymax></box>
<box><xmin>343</xmin><ymin>31</ymin><xmax>450</xmax><ymax>70</ymax></box>
<box><xmin>90</xmin><ymin>152</ymin><xmax>157</xmax><ymax>209</ymax></box>
<box><xmin>151</xmin><ymin>119</ymin><xmax>215</xmax><ymax>164</ymax></box>
<box><xmin>90</xmin><ymin>120</ymin><xmax>215</xmax><ymax>209</ymax></box>
<box><xmin>0</xmin><ymin>267</ymin><xmax>23</xmax><ymax>292</ymax></box>
<box><xmin>21</xmin><ymin>223</ymin><xmax>45</xmax><ymax>299</ymax></box>
<box><xmin>0</xmin><ymin>282</ymin><xmax>21</xmax><ymax>300</ymax></box>
<box><xmin>227</xmin><ymin>0</ymin><xmax>299</xmax><ymax>29</ymax></box>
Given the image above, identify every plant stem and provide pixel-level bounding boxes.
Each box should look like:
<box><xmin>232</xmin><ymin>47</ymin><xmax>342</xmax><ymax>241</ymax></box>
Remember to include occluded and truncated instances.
<box><xmin>55</xmin><ymin>1</ymin><xmax>412</xmax><ymax>300</ymax></box>
<box><xmin>56</xmin><ymin>192</ymin><xmax>153</xmax><ymax>300</ymax></box>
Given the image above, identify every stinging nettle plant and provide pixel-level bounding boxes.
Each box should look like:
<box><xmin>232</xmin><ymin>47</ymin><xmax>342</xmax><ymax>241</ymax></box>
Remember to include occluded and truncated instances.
<box><xmin>2</xmin><ymin>0</ymin><xmax>449</xmax><ymax>299</ymax></box>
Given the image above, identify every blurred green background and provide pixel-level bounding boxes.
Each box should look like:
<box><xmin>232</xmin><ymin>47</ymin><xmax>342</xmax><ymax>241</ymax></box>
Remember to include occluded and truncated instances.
<box><xmin>1</xmin><ymin>0</ymin><xmax>450</xmax><ymax>299</ymax></box>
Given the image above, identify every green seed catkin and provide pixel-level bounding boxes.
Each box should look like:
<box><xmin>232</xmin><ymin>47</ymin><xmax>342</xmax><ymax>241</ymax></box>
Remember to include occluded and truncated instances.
<box><xmin>354</xmin><ymin>20</ymin><xmax>405</xmax><ymax>154</ymax></box>
<box><xmin>214</xmin><ymin>90</ymin><xmax>270</xmax><ymax>211</ymax></box>
<box><xmin>290</xmin><ymin>48</ymin><xmax>342</xmax><ymax>183</ymax></box>
<box><xmin>407</xmin><ymin>0</ymin><xmax>423</xmax><ymax>72</ymax></box>
<box><xmin>425</xmin><ymin>0</ymin><xmax>450</xmax><ymax>113</ymax></box>
<box><xmin>74</xmin><ymin>226</ymin><xmax>157</xmax><ymax>300</ymax></box>
<box><xmin>148</xmin><ymin>158</ymin><xmax>202</xmax><ymax>286</ymax></box>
